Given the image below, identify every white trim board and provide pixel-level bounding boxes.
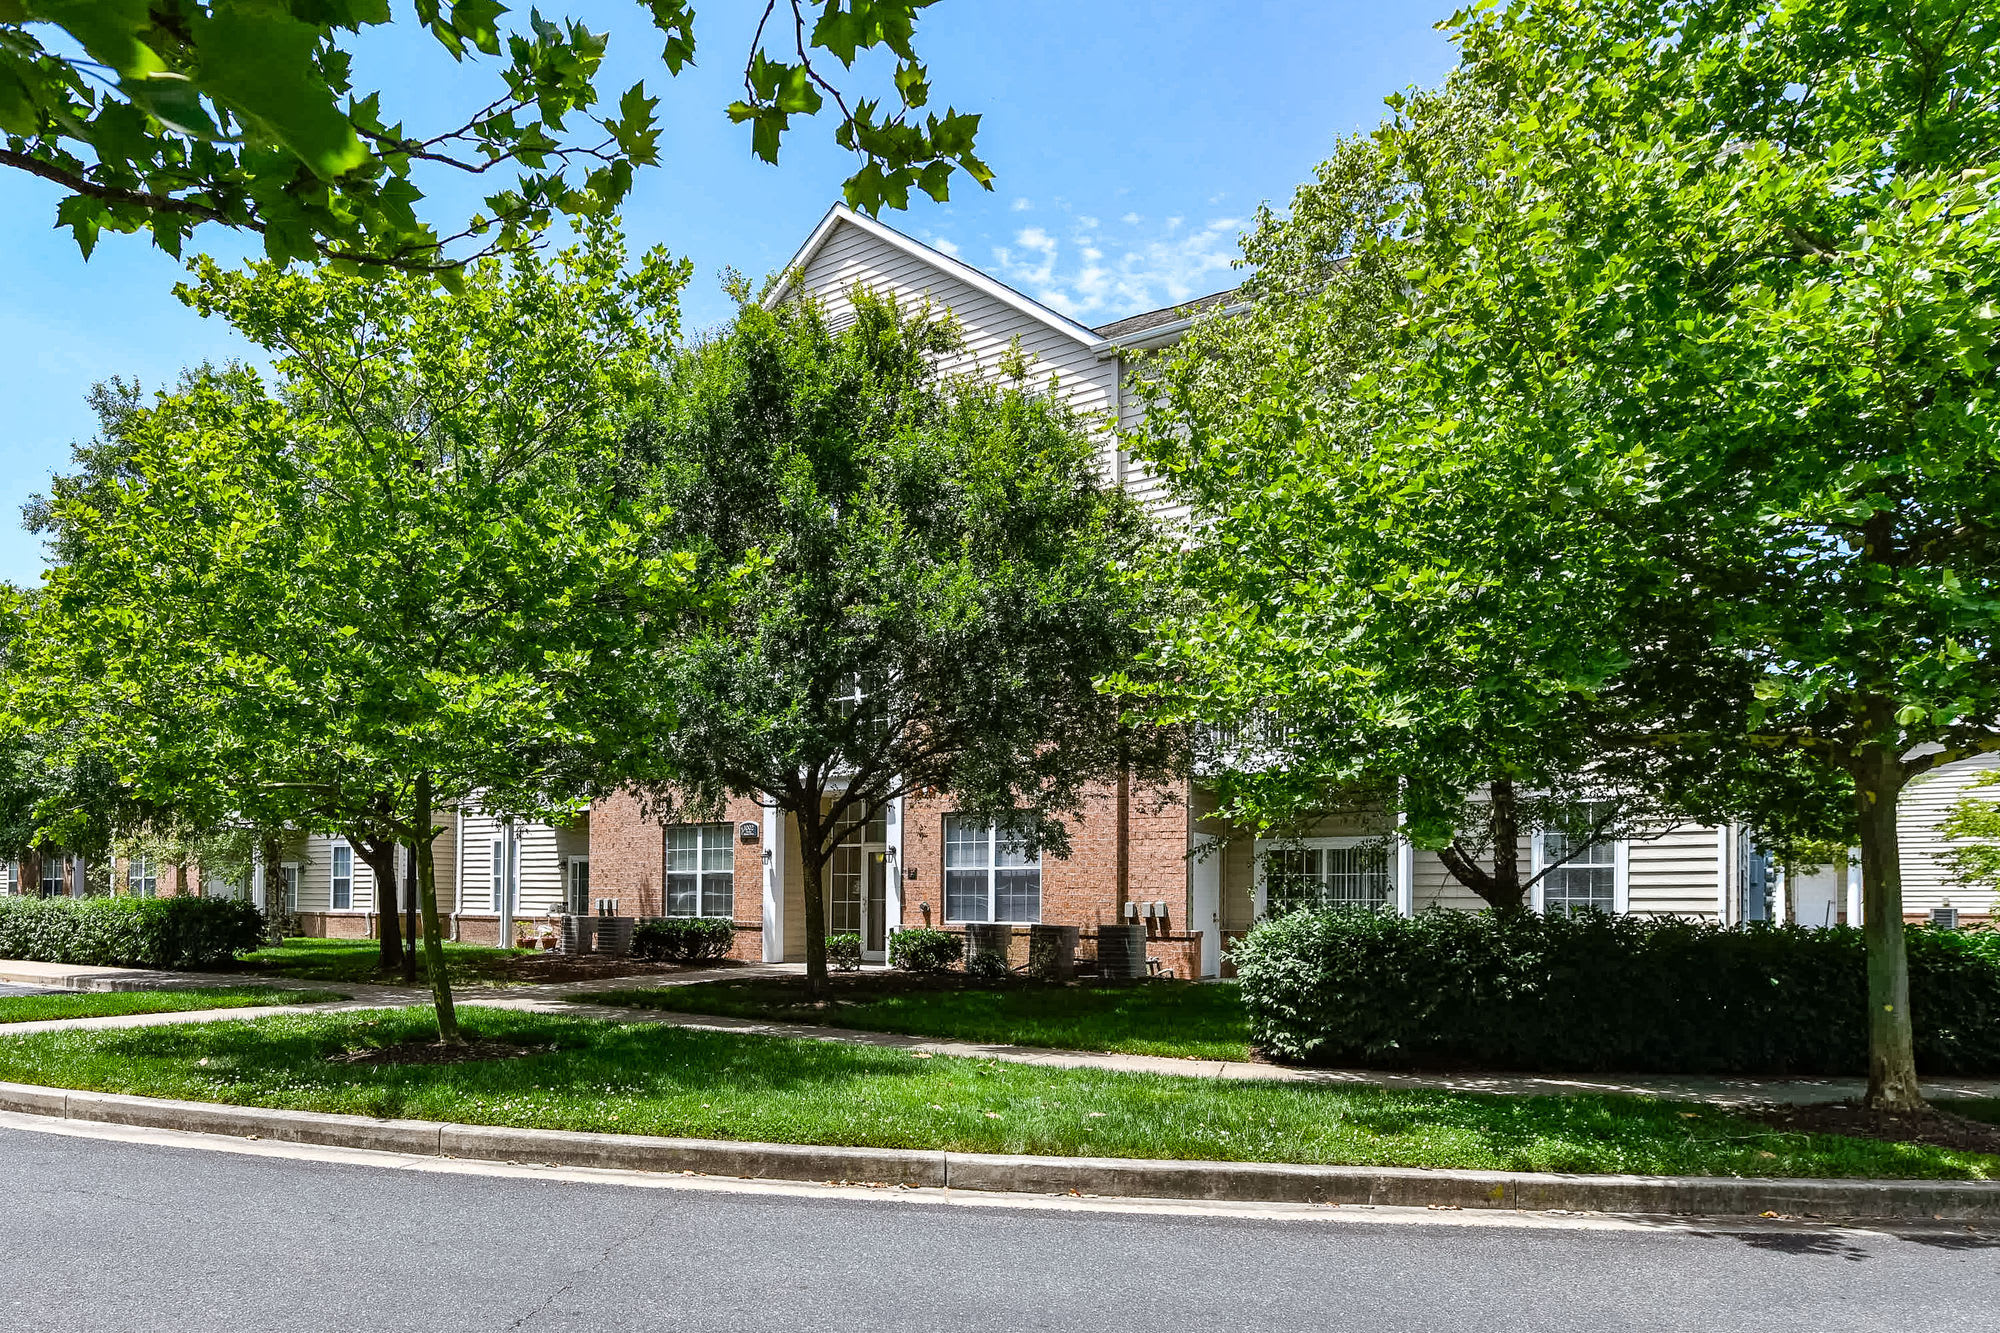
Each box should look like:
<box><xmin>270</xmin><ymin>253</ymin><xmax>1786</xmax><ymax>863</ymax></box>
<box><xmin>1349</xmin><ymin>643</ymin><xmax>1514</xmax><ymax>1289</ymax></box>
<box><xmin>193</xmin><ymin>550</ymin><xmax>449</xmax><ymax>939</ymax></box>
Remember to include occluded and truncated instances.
<box><xmin>764</xmin><ymin>204</ymin><xmax>1109</xmax><ymax>351</ymax></box>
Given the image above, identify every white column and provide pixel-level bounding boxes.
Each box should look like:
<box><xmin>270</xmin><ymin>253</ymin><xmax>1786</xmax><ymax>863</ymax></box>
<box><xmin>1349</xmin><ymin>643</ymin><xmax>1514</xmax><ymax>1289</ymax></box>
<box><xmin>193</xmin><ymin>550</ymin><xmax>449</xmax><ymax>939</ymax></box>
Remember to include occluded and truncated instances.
<box><xmin>1715</xmin><ymin>823</ymin><xmax>1732</xmax><ymax>924</ymax></box>
<box><xmin>1189</xmin><ymin>832</ymin><xmax>1222</xmax><ymax>978</ymax></box>
<box><xmin>1846</xmin><ymin>847</ymin><xmax>1863</xmax><ymax>927</ymax></box>
<box><xmin>885</xmin><ymin>794</ymin><xmax>904</xmax><ymax>945</ymax></box>
<box><xmin>1773</xmin><ymin>864</ymin><xmax>1789</xmax><ymax>925</ymax></box>
<box><xmin>252</xmin><ymin>844</ymin><xmax>266</xmax><ymax>911</ymax></box>
<box><xmin>1395</xmin><ymin>828</ymin><xmax>1416</xmax><ymax>919</ymax></box>
<box><xmin>762</xmin><ymin>799</ymin><xmax>787</xmax><ymax>962</ymax></box>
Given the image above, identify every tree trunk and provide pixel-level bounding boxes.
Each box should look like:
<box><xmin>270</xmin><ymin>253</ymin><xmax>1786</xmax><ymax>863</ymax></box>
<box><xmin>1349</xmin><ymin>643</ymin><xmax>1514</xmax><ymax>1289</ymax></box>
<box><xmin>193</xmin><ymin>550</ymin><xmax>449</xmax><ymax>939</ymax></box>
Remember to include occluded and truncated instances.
<box><xmin>799</xmin><ymin>827</ymin><xmax>831</xmax><ymax>1002</ymax></box>
<box><xmin>259</xmin><ymin>831</ymin><xmax>285</xmax><ymax>943</ymax></box>
<box><xmin>402</xmin><ymin>842</ymin><xmax>419</xmax><ymax>984</ymax></box>
<box><xmin>413</xmin><ymin>772</ymin><xmax>463</xmax><ymax>1046</ymax></box>
<box><xmin>373</xmin><ymin>844</ymin><xmax>404</xmax><ymax>974</ymax></box>
<box><xmin>1435</xmin><ymin>776</ymin><xmax>1529</xmax><ymax>913</ymax></box>
<box><xmin>1853</xmin><ymin>747</ymin><xmax>1924</xmax><ymax>1110</ymax></box>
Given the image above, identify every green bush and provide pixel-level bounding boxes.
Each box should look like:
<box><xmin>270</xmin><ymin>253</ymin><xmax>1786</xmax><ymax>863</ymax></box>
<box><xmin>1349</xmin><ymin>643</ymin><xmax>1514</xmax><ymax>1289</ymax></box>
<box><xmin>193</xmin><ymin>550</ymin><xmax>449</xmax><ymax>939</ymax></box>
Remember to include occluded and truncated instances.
<box><xmin>631</xmin><ymin>917</ymin><xmax>735</xmax><ymax>963</ymax></box>
<box><xmin>0</xmin><ymin>895</ymin><xmax>265</xmax><ymax>970</ymax></box>
<box><xmin>1233</xmin><ymin>909</ymin><xmax>2000</xmax><ymax>1076</ymax></box>
<box><xmin>889</xmin><ymin>926</ymin><xmax>962</xmax><ymax>974</ymax></box>
<box><xmin>965</xmin><ymin>948</ymin><xmax>1010</xmax><ymax>984</ymax></box>
<box><xmin>825</xmin><ymin>932</ymin><xmax>862</xmax><ymax>972</ymax></box>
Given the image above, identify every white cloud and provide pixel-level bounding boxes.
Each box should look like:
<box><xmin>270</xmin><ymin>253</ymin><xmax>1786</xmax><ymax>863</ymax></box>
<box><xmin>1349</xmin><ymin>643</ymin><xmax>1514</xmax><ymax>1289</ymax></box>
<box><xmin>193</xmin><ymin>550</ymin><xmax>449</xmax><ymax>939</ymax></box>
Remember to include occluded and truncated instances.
<box><xmin>986</xmin><ymin>212</ymin><xmax>1246</xmax><ymax>321</ymax></box>
<box><xmin>1010</xmin><ymin>197</ymin><xmax>1033</xmax><ymax>211</ymax></box>
<box><xmin>926</xmin><ymin>234</ymin><xmax>961</xmax><ymax>258</ymax></box>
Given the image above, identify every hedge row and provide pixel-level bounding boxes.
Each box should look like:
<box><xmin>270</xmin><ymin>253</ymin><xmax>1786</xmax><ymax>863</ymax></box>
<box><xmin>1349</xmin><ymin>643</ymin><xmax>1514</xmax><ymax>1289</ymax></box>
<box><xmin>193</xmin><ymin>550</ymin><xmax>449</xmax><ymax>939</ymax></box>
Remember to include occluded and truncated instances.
<box><xmin>1232</xmin><ymin>909</ymin><xmax>2000</xmax><ymax>1076</ymax></box>
<box><xmin>631</xmin><ymin>917</ymin><xmax>735</xmax><ymax>963</ymax></box>
<box><xmin>0</xmin><ymin>895</ymin><xmax>266</xmax><ymax>970</ymax></box>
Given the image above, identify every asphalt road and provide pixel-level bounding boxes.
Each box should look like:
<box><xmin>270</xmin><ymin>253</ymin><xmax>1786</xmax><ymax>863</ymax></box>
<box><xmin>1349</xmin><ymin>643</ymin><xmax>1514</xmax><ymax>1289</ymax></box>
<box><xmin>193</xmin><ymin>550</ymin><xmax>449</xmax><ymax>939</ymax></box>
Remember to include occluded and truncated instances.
<box><xmin>2</xmin><ymin>1124</ymin><xmax>1996</xmax><ymax>1333</ymax></box>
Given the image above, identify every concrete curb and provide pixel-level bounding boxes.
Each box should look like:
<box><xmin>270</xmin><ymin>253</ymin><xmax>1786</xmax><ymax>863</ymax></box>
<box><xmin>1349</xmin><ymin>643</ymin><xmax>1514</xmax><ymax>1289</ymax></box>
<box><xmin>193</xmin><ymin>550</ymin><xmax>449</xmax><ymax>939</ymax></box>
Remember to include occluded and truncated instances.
<box><xmin>2</xmin><ymin>1080</ymin><xmax>1994</xmax><ymax>1220</ymax></box>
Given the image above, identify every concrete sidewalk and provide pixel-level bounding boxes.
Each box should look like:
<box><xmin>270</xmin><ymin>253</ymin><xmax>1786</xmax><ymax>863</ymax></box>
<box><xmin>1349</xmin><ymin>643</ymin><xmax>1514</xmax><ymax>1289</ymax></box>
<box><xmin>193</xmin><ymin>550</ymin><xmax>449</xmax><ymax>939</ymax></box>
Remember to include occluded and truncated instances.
<box><xmin>6</xmin><ymin>956</ymin><xmax>2000</xmax><ymax>1107</ymax></box>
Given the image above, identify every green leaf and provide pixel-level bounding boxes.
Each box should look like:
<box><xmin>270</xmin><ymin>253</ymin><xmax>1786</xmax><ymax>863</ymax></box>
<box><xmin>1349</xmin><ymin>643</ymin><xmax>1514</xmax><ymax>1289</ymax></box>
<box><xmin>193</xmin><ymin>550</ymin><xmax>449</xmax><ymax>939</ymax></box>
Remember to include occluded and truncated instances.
<box><xmin>191</xmin><ymin>2</ymin><xmax>368</xmax><ymax>179</ymax></box>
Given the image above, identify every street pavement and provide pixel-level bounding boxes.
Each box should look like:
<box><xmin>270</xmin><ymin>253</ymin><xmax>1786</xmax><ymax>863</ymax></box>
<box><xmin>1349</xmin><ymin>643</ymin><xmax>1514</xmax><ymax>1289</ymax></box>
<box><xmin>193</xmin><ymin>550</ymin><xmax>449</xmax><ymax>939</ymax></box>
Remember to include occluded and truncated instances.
<box><xmin>1</xmin><ymin>1122</ymin><xmax>1996</xmax><ymax>1332</ymax></box>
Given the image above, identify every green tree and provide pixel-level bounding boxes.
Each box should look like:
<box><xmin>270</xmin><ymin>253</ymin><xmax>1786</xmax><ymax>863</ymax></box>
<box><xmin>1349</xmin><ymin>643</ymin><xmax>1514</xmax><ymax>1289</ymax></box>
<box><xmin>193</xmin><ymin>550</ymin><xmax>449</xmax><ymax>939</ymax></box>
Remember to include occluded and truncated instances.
<box><xmin>1140</xmin><ymin>1</ymin><xmax>1999</xmax><ymax>1108</ymax></box>
<box><xmin>0</xmin><ymin>1</ymin><xmax>989</xmax><ymax>271</ymax></box>
<box><xmin>13</xmin><ymin>227</ymin><xmax>690</xmax><ymax>1040</ymax></box>
<box><xmin>620</xmin><ymin>290</ymin><xmax>1171</xmax><ymax>999</ymax></box>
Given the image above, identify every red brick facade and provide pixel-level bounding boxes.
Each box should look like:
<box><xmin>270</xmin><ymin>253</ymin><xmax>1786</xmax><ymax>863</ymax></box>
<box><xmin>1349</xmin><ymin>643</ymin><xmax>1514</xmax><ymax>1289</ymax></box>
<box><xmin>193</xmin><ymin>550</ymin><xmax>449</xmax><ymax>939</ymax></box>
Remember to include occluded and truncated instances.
<box><xmin>589</xmin><ymin>772</ymin><xmax>1209</xmax><ymax>975</ymax></box>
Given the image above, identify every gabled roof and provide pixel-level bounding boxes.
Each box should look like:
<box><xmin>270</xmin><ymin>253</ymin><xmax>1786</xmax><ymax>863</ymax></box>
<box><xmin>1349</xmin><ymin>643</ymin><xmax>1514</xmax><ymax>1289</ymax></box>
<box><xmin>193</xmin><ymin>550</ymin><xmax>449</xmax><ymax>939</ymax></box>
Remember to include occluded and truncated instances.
<box><xmin>1093</xmin><ymin>287</ymin><xmax>1242</xmax><ymax>340</ymax></box>
<box><xmin>763</xmin><ymin>203</ymin><xmax>1109</xmax><ymax>350</ymax></box>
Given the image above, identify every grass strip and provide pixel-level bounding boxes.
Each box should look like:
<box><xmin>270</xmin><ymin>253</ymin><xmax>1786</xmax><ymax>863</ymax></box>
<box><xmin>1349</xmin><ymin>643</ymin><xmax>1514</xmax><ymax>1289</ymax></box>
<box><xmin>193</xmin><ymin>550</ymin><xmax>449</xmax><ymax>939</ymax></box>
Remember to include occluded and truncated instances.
<box><xmin>234</xmin><ymin>938</ymin><xmax>537</xmax><ymax>986</ymax></box>
<box><xmin>0</xmin><ymin>1005</ymin><xmax>1992</xmax><ymax>1181</ymax></box>
<box><xmin>0</xmin><ymin>987</ymin><xmax>345</xmax><ymax>1024</ymax></box>
<box><xmin>581</xmin><ymin>977</ymin><xmax>1252</xmax><ymax>1061</ymax></box>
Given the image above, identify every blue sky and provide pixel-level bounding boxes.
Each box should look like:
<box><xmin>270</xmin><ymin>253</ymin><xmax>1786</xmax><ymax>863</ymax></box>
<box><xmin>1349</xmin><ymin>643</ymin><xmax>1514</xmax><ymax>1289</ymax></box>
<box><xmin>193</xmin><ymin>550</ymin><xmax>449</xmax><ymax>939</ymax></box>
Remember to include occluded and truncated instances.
<box><xmin>0</xmin><ymin>2</ymin><xmax>1455</xmax><ymax>586</ymax></box>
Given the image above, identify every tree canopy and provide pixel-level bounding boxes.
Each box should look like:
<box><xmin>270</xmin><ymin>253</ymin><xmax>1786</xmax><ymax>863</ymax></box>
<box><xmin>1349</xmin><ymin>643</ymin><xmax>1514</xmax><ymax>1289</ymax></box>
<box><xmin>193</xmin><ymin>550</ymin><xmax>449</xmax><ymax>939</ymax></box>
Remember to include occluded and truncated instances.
<box><xmin>1131</xmin><ymin>0</ymin><xmax>2000</xmax><ymax>1108</ymax></box>
<box><xmin>0</xmin><ymin>1</ymin><xmax>989</xmax><ymax>271</ymax></box>
<box><xmin>620</xmin><ymin>289</ymin><xmax>1172</xmax><ymax>995</ymax></box>
<box><xmin>11</xmin><ymin>226</ymin><xmax>690</xmax><ymax>1035</ymax></box>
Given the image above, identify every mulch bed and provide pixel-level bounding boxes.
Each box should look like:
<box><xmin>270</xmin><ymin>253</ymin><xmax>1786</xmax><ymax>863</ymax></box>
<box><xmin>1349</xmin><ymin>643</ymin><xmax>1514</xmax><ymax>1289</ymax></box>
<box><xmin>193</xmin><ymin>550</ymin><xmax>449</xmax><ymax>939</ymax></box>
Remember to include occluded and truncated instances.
<box><xmin>478</xmin><ymin>954</ymin><xmax>742</xmax><ymax>983</ymax></box>
<box><xmin>327</xmin><ymin>1040</ymin><xmax>557</xmax><ymax>1067</ymax></box>
<box><xmin>1747</xmin><ymin>1101</ymin><xmax>2000</xmax><ymax>1155</ymax></box>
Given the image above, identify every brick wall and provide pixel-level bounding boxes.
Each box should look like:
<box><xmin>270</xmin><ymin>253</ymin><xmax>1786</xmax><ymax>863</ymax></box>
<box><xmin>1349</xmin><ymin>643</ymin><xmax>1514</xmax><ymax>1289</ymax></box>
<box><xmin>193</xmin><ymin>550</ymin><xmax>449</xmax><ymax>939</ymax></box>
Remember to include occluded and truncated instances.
<box><xmin>588</xmin><ymin>787</ymin><xmax>768</xmax><ymax>939</ymax></box>
<box><xmin>901</xmin><ymin>775</ymin><xmax>1195</xmax><ymax>940</ymax></box>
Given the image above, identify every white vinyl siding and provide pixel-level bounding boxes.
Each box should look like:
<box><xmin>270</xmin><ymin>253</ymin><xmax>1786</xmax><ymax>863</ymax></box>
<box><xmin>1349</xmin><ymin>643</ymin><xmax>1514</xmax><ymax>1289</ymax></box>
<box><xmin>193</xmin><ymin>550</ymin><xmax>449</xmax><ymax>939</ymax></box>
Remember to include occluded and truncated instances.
<box><xmin>787</xmin><ymin>220</ymin><xmax>1128</xmax><ymax>490</ymax></box>
<box><xmin>1900</xmin><ymin>753</ymin><xmax>2000</xmax><ymax>917</ymax></box>
<box><xmin>1625</xmin><ymin>825</ymin><xmax>1722</xmax><ymax>917</ymax></box>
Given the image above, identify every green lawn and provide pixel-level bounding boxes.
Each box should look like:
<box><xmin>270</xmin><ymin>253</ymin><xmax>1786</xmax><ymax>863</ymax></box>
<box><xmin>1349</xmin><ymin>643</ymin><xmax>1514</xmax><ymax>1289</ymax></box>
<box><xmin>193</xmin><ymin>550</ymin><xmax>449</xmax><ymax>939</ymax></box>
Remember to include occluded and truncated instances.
<box><xmin>235</xmin><ymin>937</ymin><xmax>538</xmax><ymax>986</ymax></box>
<box><xmin>0</xmin><ymin>986</ymin><xmax>344</xmax><ymax>1024</ymax></box>
<box><xmin>0</xmin><ymin>1005</ymin><xmax>1991</xmax><ymax>1180</ymax></box>
<box><xmin>581</xmin><ymin>976</ymin><xmax>1252</xmax><ymax>1061</ymax></box>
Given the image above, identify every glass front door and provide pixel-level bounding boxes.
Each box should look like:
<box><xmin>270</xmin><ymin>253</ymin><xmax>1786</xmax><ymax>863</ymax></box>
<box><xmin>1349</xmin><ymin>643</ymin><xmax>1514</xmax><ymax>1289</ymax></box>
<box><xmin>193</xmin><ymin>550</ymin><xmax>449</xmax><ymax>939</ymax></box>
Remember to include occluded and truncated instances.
<box><xmin>830</xmin><ymin>811</ymin><xmax>891</xmax><ymax>962</ymax></box>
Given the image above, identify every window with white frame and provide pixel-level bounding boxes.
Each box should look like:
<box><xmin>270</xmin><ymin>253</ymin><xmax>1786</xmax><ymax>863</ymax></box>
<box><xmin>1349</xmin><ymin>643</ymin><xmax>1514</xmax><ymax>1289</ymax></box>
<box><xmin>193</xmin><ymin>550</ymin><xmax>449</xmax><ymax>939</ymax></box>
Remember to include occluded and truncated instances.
<box><xmin>565</xmin><ymin>857</ymin><xmax>591</xmax><ymax>916</ymax></box>
<box><xmin>39</xmin><ymin>856</ymin><xmax>68</xmax><ymax>898</ymax></box>
<box><xmin>1</xmin><ymin>860</ymin><xmax>16</xmax><ymax>895</ymax></box>
<box><xmin>1262</xmin><ymin>839</ymin><xmax>1391</xmax><ymax>915</ymax></box>
<box><xmin>330</xmin><ymin>843</ymin><xmax>353</xmax><ymax>910</ymax></box>
<box><xmin>126</xmin><ymin>856</ymin><xmax>157</xmax><ymax>898</ymax></box>
<box><xmin>1540</xmin><ymin>818</ymin><xmax>1619</xmax><ymax>916</ymax></box>
<box><xmin>944</xmin><ymin>816</ymin><xmax>1041</xmax><ymax>924</ymax></box>
<box><xmin>489</xmin><ymin>834</ymin><xmax>517</xmax><ymax>915</ymax></box>
<box><xmin>665</xmin><ymin>823</ymin><xmax>733</xmax><ymax>918</ymax></box>
<box><xmin>279</xmin><ymin>863</ymin><xmax>301</xmax><ymax>914</ymax></box>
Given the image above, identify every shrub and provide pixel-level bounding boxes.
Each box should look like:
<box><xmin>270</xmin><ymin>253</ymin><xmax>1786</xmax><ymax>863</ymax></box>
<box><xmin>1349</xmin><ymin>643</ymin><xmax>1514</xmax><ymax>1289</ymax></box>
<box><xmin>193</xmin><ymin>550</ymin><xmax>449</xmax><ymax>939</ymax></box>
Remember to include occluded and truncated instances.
<box><xmin>1232</xmin><ymin>909</ymin><xmax>2000</xmax><ymax>1076</ymax></box>
<box><xmin>0</xmin><ymin>895</ymin><xmax>265</xmax><ymax>970</ymax></box>
<box><xmin>965</xmin><ymin>948</ymin><xmax>1010</xmax><ymax>984</ymax></box>
<box><xmin>631</xmin><ymin>917</ymin><xmax>735</xmax><ymax>963</ymax></box>
<box><xmin>824</xmin><ymin>932</ymin><xmax>862</xmax><ymax>972</ymax></box>
<box><xmin>889</xmin><ymin>926</ymin><xmax>962</xmax><ymax>974</ymax></box>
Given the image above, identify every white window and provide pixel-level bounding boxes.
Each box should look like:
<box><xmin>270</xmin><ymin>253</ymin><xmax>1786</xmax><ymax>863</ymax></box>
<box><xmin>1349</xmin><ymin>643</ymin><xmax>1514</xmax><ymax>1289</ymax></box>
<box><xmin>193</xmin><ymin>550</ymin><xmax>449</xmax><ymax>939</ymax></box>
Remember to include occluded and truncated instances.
<box><xmin>279</xmin><ymin>863</ymin><xmax>301</xmax><ymax>914</ymax></box>
<box><xmin>40</xmin><ymin>857</ymin><xmax>68</xmax><ymax>898</ymax></box>
<box><xmin>330</xmin><ymin>844</ymin><xmax>353</xmax><ymax>910</ymax></box>
<box><xmin>566</xmin><ymin>856</ymin><xmax>591</xmax><ymax>916</ymax></box>
<box><xmin>127</xmin><ymin>856</ymin><xmax>157</xmax><ymax>898</ymax></box>
<box><xmin>0</xmin><ymin>861</ymin><xmax>16</xmax><ymax>895</ymax></box>
<box><xmin>1538</xmin><ymin>819</ymin><xmax>1622</xmax><ymax>916</ymax></box>
<box><xmin>944</xmin><ymin>816</ymin><xmax>1041</xmax><ymax>924</ymax></box>
<box><xmin>665</xmin><ymin>823</ymin><xmax>733</xmax><ymax>918</ymax></box>
<box><xmin>1259</xmin><ymin>838</ymin><xmax>1392</xmax><ymax>915</ymax></box>
<box><xmin>489</xmin><ymin>835</ymin><xmax>518</xmax><ymax>915</ymax></box>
